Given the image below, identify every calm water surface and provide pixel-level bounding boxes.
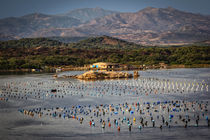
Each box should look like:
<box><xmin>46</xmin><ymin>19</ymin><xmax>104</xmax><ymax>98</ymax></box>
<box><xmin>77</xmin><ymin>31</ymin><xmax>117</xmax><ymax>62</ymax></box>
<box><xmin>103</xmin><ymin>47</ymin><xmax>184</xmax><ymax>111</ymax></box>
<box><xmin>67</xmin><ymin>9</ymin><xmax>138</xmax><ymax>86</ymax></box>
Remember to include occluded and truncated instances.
<box><xmin>0</xmin><ymin>68</ymin><xmax>210</xmax><ymax>140</ymax></box>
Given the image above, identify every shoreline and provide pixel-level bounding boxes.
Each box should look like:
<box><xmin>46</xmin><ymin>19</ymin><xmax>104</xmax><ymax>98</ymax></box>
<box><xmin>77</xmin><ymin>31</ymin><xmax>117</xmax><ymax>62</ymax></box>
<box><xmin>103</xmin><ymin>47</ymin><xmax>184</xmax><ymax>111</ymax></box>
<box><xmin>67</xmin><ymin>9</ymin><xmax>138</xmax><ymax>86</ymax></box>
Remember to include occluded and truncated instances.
<box><xmin>0</xmin><ymin>64</ymin><xmax>210</xmax><ymax>73</ymax></box>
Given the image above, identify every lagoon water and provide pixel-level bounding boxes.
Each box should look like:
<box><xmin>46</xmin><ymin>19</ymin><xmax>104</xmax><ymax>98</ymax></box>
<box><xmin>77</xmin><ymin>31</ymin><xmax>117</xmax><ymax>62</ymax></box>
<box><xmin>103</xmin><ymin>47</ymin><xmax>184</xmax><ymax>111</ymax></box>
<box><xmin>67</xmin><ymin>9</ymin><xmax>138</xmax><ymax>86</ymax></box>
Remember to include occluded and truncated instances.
<box><xmin>0</xmin><ymin>68</ymin><xmax>210</xmax><ymax>140</ymax></box>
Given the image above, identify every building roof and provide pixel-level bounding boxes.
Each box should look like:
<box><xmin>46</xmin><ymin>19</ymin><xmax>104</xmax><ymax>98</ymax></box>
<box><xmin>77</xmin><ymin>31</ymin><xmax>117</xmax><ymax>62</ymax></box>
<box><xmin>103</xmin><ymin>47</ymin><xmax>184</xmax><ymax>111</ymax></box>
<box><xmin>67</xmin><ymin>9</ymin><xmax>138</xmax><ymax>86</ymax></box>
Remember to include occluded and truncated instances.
<box><xmin>92</xmin><ymin>62</ymin><xmax>118</xmax><ymax>66</ymax></box>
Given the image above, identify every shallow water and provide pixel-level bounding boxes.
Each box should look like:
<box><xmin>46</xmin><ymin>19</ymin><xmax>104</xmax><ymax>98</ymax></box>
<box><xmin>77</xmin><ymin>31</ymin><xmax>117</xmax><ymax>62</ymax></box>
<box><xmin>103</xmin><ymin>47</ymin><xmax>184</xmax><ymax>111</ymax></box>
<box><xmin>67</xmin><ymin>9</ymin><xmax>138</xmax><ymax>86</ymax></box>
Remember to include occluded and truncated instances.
<box><xmin>0</xmin><ymin>68</ymin><xmax>210</xmax><ymax>140</ymax></box>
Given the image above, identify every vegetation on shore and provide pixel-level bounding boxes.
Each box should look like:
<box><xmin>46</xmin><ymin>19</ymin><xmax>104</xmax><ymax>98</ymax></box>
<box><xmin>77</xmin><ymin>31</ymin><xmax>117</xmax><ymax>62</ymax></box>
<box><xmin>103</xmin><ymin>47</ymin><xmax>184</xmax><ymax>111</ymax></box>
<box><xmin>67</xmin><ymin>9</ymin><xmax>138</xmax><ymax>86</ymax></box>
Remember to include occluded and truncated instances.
<box><xmin>0</xmin><ymin>37</ymin><xmax>210</xmax><ymax>70</ymax></box>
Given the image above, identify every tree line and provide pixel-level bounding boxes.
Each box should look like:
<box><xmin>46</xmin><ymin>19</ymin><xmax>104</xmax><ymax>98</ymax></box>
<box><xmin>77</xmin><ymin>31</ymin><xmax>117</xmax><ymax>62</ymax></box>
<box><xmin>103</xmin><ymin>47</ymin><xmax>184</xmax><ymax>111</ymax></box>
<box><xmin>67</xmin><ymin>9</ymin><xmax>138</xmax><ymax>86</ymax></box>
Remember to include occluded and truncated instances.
<box><xmin>0</xmin><ymin>37</ymin><xmax>209</xmax><ymax>70</ymax></box>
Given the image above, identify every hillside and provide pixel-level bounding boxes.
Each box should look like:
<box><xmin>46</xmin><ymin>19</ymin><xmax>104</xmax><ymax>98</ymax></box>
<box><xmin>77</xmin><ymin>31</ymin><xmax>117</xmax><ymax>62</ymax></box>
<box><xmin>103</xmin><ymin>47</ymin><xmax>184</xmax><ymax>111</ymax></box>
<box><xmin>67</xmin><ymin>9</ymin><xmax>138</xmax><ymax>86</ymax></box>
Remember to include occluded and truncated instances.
<box><xmin>30</xmin><ymin>7</ymin><xmax>210</xmax><ymax>45</ymax></box>
<box><xmin>59</xmin><ymin>7</ymin><xmax>119</xmax><ymax>23</ymax></box>
<box><xmin>68</xmin><ymin>36</ymin><xmax>142</xmax><ymax>49</ymax></box>
<box><xmin>1</xmin><ymin>7</ymin><xmax>210</xmax><ymax>45</ymax></box>
<box><xmin>0</xmin><ymin>13</ymin><xmax>82</xmax><ymax>40</ymax></box>
<box><xmin>192</xmin><ymin>40</ymin><xmax>210</xmax><ymax>46</ymax></box>
<box><xmin>67</xmin><ymin>7</ymin><xmax>210</xmax><ymax>45</ymax></box>
<box><xmin>0</xmin><ymin>36</ymin><xmax>209</xmax><ymax>70</ymax></box>
<box><xmin>48</xmin><ymin>36</ymin><xmax>89</xmax><ymax>43</ymax></box>
<box><xmin>0</xmin><ymin>36</ymin><xmax>141</xmax><ymax>49</ymax></box>
<box><xmin>0</xmin><ymin>38</ymin><xmax>65</xmax><ymax>48</ymax></box>
<box><xmin>0</xmin><ymin>8</ymin><xmax>119</xmax><ymax>41</ymax></box>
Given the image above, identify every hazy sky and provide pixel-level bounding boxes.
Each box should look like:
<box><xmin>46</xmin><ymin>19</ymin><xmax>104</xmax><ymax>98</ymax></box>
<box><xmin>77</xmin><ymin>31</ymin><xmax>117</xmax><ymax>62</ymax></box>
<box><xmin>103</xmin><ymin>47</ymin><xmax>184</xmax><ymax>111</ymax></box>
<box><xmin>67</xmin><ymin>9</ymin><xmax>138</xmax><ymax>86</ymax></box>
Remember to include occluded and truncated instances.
<box><xmin>0</xmin><ymin>0</ymin><xmax>210</xmax><ymax>19</ymax></box>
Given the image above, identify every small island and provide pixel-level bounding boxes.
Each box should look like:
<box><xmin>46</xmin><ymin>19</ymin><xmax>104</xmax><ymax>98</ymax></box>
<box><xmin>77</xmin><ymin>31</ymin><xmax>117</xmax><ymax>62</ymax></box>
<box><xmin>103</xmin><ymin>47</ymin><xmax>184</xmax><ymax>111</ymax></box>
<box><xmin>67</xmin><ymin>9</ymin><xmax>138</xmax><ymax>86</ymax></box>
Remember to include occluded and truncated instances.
<box><xmin>77</xmin><ymin>71</ymin><xmax>133</xmax><ymax>80</ymax></box>
<box><xmin>61</xmin><ymin>71</ymin><xmax>137</xmax><ymax>80</ymax></box>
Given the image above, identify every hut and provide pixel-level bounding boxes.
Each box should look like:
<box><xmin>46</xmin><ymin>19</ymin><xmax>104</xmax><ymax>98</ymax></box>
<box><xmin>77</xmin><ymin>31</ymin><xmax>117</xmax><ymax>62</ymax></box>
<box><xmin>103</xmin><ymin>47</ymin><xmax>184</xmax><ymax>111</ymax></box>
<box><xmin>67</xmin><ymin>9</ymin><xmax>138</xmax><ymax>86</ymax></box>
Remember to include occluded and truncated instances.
<box><xmin>159</xmin><ymin>62</ymin><xmax>168</xmax><ymax>69</ymax></box>
<box><xmin>91</xmin><ymin>62</ymin><xmax>119</xmax><ymax>69</ymax></box>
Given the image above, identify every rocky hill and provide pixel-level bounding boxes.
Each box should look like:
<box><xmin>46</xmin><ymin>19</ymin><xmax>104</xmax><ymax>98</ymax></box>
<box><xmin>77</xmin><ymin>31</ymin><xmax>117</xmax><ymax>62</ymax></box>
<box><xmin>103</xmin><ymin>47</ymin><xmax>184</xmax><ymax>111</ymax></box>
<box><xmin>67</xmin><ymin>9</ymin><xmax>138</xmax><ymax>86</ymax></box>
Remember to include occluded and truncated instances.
<box><xmin>0</xmin><ymin>7</ymin><xmax>210</xmax><ymax>45</ymax></box>
<box><xmin>59</xmin><ymin>7</ymin><xmax>119</xmax><ymax>23</ymax></box>
<box><xmin>0</xmin><ymin>36</ymin><xmax>142</xmax><ymax>49</ymax></box>
<box><xmin>54</xmin><ymin>7</ymin><xmax>210</xmax><ymax>45</ymax></box>
<box><xmin>68</xmin><ymin>36</ymin><xmax>142</xmax><ymax>49</ymax></box>
<box><xmin>0</xmin><ymin>13</ymin><xmax>82</xmax><ymax>40</ymax></box>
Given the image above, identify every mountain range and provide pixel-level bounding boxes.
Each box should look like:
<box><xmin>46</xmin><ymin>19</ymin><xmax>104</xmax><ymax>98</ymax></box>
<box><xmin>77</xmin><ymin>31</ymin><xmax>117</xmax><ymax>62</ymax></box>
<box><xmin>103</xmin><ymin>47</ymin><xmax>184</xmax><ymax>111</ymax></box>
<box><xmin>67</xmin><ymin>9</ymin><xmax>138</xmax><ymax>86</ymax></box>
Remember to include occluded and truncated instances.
<box><xmin>0</xmin><ymin>7</ymin><xmax>210</xmax><ymax>45</ymax></box>
<box><xmin>58</xmin><ymin>7</ymin><xmax>119</xmax><ymax>23</ymax></box>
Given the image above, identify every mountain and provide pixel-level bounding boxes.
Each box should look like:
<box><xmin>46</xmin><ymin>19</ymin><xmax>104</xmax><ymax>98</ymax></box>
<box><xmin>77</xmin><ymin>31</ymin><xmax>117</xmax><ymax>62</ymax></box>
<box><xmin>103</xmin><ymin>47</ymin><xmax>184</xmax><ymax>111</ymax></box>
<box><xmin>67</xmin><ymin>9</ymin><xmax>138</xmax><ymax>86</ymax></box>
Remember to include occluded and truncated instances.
<box><xmin>1</xmin><ymin>7</ymin><xmax>210</xmax><ymax>45</ymax></box>
<box><xmin>58</xmin><ymin>7</ymin><xmax>210</xmax><ymax>45</ymax></box>
<box><xmin>0</xmin><ymin>34</ymin><xmax>16</xmax><ymax>41</ymax></box>
<box><xmin>31</xmin><ymin>7</ymin><xmax>210</xmax><ymax>45</ymax></box>
<box><xmin>0</xmin><ymin>13</ymin><xmax>82</xmax><ymax>40</ymax></box>
<box><xmin>0</xmin><ymin>8</ymin><xmax>119</xmax><ymax>40</ymax></box>
<box><xmin>191</xmin><ymin>40</ymin><xmax>210</xmax><ymax>46</ymax></box>
<box><xmin>59</xmin><ymin>7</ymin><xmax>120</xmax><ymax>23</ymax></box>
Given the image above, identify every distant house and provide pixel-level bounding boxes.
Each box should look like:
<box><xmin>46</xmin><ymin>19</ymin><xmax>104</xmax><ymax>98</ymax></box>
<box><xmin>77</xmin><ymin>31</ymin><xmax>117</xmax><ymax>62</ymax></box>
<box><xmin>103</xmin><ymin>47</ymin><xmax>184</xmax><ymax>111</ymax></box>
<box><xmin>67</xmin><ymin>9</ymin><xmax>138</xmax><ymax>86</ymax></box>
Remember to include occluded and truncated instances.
<box><xmin>91</xmin><ymin>62</ymin><xmax>119</xmax><ymax>69</ymax></box>
<box><xmin>31</xmin><ymin>69</ymin><xmax>41</xmax><ymax>72</ymax></box>
<box><xmin>159</xmin><ymin>62</ymin><xmax>168</xmax><ymax>69</ymax></box>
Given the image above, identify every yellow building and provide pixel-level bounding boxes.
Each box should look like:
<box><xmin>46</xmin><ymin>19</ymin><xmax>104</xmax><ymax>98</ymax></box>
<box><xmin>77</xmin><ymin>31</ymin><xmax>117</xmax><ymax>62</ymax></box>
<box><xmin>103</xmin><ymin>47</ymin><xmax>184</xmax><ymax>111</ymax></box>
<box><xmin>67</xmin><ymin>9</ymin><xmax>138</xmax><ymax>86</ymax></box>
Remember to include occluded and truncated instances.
<box><xmin>91</xmin><ymin>62</ymin><xmax>119</xmax><ymax>69</ymax></box>
<box><xmin>159</xmin><ymin>62</ymin><xmax>168</xmax><ymax>69</ymax></box>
